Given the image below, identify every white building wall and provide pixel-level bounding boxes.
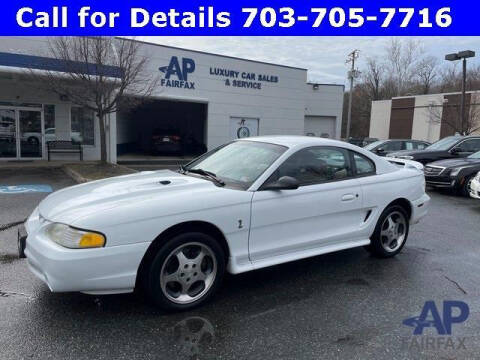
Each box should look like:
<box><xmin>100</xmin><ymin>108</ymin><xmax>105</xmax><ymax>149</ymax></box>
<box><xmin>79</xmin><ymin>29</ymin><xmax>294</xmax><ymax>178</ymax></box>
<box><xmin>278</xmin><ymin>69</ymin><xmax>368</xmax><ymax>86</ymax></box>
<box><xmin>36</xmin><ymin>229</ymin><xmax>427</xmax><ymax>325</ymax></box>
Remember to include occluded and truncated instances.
<box><xmin>134</xmin><ymin>41</ymin><xmax>309</xmax><ymax>150</ymax></box>
<box><xmin>411</xmin><ymin>94</ymin><xmax>442</xmax><ymax>143</ymax></box>
<box><xmin>0</xmin><ymin>37</ymin><xmax>103</xmax><ymax>161</ymax></box>
<box><xmin>369</xmin><ymin>100</ymin><xmax>391</xmax><ymax>139</ymax></box>
<box><xmin>0</xmin><ymin>37</ymin><xmax>344</xmax><ymax>162</ymax></box>
<box><xmin>471</xmin><ymin>92</ymin><xmax>480</xmax><ymax>136</ymax></box>
<box><xmin>304</xmin><ymin>84</ymin><xmax>344</xmax><ymax>138</ymax></box>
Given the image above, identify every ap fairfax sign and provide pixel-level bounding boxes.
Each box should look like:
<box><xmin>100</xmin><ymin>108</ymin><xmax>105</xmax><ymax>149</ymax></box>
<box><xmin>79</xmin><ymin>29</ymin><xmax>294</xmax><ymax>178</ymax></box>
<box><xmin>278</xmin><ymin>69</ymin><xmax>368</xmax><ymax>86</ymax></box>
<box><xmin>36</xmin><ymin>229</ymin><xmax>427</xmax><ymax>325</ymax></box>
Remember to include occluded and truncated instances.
<box><xmin>159</xmin><ymin>56</ymin><xmax>196</xmax><ymax>89</ymax></box>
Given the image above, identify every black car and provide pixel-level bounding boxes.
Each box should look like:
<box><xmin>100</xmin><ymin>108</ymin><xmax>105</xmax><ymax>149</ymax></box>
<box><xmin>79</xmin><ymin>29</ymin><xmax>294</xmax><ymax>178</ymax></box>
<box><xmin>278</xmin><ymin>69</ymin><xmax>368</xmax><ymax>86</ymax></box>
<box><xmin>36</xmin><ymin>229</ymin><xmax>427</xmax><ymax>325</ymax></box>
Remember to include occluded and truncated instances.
<box><xmin>424</xmin><ymin>151</ymin><xmax>480</xmax><ymax>196</ymax></box>
<box><xmin>364</xmin><ymin>139</ymin><xmax>430</xmax><ymax>157</ymax></box>
<box><xmin>345</xmin><ymin>137</ymin><xmax>378</xmax><ymax>147</ymax></box>
<box><xmin>151</xmin><ymin>129</ymin><xmax>183</xmax><ymax>155</ymax></box>
<box><xmin>151</xmin><ymin>129</ymin><xmax>207</xmax><ymax>156</ymax></box>
<box><xmin>389</xmin><ymin>136</ymin><xmax>480</xmax><ymax>165</ymax></box>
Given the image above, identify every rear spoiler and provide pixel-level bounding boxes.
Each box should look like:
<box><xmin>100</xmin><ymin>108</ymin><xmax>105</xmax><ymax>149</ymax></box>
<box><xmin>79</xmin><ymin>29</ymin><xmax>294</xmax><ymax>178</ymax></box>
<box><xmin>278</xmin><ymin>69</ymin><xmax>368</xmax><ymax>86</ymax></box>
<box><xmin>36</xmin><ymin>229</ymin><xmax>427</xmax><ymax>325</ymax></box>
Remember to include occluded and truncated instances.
<box><xmin>385</xmin><ymin>157</ymin><xmax>424</xmax><ymax>171</ymax></box>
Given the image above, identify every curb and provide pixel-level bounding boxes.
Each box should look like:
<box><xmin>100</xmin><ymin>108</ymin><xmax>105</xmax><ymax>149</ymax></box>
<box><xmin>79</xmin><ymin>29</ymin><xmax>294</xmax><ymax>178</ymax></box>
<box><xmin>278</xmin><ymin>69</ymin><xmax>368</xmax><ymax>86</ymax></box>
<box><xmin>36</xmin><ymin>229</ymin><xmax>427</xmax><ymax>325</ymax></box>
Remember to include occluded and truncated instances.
<box><xmin>62</xmin><ymin>165</ymin><xmax>90</xmax><ymax>184</ymax></box>
<box><xmin>62</xmin><ymin>164</ymin><xmax>139</xmax><ymax>184</ymax></box>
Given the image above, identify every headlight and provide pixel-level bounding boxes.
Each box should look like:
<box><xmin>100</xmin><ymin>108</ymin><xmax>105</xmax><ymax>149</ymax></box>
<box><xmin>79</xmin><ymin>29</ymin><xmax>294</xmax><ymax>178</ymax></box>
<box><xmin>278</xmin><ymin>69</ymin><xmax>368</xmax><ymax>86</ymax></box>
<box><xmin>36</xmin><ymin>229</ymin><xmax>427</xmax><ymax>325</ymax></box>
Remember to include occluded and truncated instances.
<box><xmin>450</xmin><ymin>168</ymin><xmax>460</xmax><ymax>177</ymax></box>
<box><xmin>398</xmin><ymin>156</ymin><xmax>414</xmax><ymax>160</ymax></box>
<box><xmin>449</xmin><ymin>167</ymin><xmax>466</xmax><ymax>177</ymax></box>
<box><xmin>44</xmin><ymin>223</ymin><xmax>105</xmax><ymax>249</ymax></box>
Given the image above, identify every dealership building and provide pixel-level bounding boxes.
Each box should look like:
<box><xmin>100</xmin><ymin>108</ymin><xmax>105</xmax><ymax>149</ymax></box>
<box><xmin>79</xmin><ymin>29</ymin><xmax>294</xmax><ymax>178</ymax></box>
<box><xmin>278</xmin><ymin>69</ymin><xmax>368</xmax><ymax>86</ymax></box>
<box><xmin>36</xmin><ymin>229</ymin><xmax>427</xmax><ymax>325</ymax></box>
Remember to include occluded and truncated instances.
<box><xmin>369</xmin><ymin>91</ymin><xmax>480</xmax><ymax>143</ymax></box>
<box><xmin>0</xmin><ymin>37</ymin><xmax>344</xmax><ymax>163</ymax></box>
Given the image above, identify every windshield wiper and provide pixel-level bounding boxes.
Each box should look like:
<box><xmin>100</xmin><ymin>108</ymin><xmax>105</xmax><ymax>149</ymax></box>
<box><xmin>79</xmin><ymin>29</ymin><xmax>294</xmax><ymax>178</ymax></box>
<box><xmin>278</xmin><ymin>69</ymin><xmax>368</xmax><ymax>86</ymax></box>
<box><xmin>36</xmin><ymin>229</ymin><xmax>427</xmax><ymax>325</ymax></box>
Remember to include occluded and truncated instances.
<box><xmin>183</xmin><ymin>168</ymin><xmax>225</xmax><ymax>186</ymax></box>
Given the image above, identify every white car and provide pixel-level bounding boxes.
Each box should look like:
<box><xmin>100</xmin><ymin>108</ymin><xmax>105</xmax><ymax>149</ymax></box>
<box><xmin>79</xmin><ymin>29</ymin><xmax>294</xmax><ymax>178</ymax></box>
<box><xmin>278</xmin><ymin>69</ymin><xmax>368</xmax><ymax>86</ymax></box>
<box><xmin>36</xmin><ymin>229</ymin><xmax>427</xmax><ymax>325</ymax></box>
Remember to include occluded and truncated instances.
<box><xmin>22</xmin><ymin>128</ymin><xmax>83</xmax><ymax>144</ymax></box>
<box><xmin>22</xmin><ymin>136</ymin><xmax>430</xmax><ymax>310</ymax></box>
<box><xmin>470</xmin><ymin>171</ymin><xmax>480</xmax><ymax>199</ymax></box>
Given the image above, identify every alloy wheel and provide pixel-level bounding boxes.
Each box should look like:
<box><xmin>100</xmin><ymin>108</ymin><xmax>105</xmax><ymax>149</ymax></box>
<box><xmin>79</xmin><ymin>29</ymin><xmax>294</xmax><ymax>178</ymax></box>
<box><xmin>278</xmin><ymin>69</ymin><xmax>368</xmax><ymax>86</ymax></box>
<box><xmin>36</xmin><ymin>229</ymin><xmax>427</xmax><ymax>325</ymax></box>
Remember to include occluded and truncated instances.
<box><xmin>160</xmin><ymin>242</ymin><xmax>217</xmax><ymax>304</ymax></box>
<box><xmin>380</xmin><ymin>211</ymin><xmax>407</xmax><ymax>252</ymax></box>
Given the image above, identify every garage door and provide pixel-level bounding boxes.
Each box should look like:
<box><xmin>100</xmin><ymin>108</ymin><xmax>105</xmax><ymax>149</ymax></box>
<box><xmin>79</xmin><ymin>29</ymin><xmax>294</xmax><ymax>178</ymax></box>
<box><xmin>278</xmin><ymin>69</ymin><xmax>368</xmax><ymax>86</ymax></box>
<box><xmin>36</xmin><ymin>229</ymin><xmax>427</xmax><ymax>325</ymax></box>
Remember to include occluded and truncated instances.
<box><xmin>304</xmin><ymin>116</ymin><xmax>336</xmax><ymax>138</ymax></box>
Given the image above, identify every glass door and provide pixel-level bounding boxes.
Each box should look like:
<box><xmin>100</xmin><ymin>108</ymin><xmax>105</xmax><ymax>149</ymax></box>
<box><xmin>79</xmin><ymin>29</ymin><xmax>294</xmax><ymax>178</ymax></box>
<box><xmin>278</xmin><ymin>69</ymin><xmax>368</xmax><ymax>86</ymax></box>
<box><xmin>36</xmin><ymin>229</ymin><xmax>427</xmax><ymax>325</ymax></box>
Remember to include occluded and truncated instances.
<box><xmin>19</xmin><ymin>110</ymin><xmax>43</xmax><ymax>158</ymax></box>
<box><xmin>0</xmin><ymin>109</ymin><xmax>16</xmax><ymax>158</ymax></box>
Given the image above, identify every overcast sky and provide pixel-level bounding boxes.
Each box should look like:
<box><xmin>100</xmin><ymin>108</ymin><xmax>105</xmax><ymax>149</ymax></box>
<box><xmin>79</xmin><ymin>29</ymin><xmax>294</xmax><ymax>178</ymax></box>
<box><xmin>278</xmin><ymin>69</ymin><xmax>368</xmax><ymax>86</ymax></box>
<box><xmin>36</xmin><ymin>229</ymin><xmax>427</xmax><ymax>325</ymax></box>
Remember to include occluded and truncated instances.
<box><xmin>139</xmin><ymin>36</ymin><xmax>480</xmax><ymax>87</ymax></box>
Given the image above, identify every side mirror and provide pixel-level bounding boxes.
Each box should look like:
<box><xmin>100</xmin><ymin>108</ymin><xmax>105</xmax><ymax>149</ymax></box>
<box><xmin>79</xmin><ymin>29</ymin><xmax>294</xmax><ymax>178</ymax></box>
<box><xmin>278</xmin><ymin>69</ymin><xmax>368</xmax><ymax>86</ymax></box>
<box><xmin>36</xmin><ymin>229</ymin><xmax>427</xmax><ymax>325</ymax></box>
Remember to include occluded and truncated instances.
<box><xmin>376</xmin><ymin>147</ymin><xmax>385</xmax><ymax>154</ymax></box>
<box><xmin>262</xmin><ymin>176</ymin><xmax>300</xmax><ymax>191</ymax></box>
<box><xmin>451</xmin><ymin>147</ymin><xmax>462</xmax><ymax>155</ymax></box>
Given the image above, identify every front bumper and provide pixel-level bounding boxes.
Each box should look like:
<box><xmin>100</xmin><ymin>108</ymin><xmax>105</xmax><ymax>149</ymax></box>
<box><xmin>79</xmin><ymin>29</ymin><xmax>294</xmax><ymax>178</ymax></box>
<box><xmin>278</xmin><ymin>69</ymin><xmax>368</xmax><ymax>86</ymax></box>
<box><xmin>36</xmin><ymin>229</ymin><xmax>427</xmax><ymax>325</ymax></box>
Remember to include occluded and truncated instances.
<box><xmin>425</xmin><ymin>175</ymin><xmax>455</xmax><ymax>188</ymax></box>
<box><xmin>410</xmin><ymin>193</ymin><xmax>430</xmax><ymax>225</ymax></box>
<box><xmin>24</xmin><ymin>208</ymin><xmax>150</xmax><ymax>295</ymax></box>
<box><xmin>470</xmin><ymin>178</ymin><xmax>480</xmax><ymax>199</ymax></box>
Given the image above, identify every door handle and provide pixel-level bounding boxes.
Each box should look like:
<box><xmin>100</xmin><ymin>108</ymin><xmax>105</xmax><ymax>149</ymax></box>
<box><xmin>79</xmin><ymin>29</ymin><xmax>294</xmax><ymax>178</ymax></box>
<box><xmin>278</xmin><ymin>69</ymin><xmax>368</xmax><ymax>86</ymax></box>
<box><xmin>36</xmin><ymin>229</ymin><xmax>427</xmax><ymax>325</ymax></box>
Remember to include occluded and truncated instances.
<box><xmin>341</xmin><ymin>194</ymin><xmax>356</xmax><ymax>201</ymax></box>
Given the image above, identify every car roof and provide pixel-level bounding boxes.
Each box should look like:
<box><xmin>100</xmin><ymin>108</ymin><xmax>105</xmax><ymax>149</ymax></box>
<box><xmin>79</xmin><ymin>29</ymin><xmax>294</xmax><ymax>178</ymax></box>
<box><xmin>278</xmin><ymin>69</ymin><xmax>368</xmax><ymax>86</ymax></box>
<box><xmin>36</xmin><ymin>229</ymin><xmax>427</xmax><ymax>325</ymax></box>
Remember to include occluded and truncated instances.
<box><xmin>239</xmin><ymin>135</ymin><xmax>348</xmax><ymax>148</ymax></box>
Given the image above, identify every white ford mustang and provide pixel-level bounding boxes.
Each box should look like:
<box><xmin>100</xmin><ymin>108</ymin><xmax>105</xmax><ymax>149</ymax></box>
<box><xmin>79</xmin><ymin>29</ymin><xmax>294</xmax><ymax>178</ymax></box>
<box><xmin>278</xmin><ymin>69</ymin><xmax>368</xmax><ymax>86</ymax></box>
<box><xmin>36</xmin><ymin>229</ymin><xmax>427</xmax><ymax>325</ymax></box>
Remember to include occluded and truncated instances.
<box><xmin>22</xmin><ymin>136</ymin><xmax>430</xmax><ymax>310</ymax></box>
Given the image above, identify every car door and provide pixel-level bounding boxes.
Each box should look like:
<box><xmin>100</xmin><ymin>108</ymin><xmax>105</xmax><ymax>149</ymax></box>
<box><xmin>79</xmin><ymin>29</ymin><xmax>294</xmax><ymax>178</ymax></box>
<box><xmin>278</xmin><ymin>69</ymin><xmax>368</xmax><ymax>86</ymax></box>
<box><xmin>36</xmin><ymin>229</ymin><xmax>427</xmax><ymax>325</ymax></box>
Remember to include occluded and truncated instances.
<box><xmin>248</xmin><ymin>146</ymin><xmax>366</xmax><ymax>262</ymax></box>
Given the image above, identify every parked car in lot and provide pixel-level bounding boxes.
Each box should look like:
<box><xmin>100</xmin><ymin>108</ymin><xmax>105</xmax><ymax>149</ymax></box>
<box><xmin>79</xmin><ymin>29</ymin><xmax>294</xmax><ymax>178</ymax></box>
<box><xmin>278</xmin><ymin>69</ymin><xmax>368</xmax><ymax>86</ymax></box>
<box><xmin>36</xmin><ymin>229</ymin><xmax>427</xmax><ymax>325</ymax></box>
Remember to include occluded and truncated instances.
<box><xmin>365</xmin><ymin>139</ymin><xmax>430</xmax><ymax>157</ymax></box>
<box><xmin>424</xmin><ymin>150</ymin><xmax>480</xmax><ymax>196</ymax></box>
<box><xmin>470</xmin><ymin>172</ymin><xmax>480</xmax><ymax>199</ymax></box>
<box><xmin>21</xmin><ymin>136</ymin><xmax>429</xmax><ymax>310</ymax></box>
<box><xmin>151</xmin><ymin>129</ymin><xmax>183</xmax><ymax>155</ymax></box>
<box><xmin>345</xmin><ymin>137</ymin><xmax>378</xmax><ymax>147</ymax></box>
<box><xmin>150</xmin><ymin>129</ymin><xmax>207</xmax><ymax>156</ymax></box>
<box><xmin>389</xmin><ymin>135</ymin><xmax>480</xmax><ymax>165</ymax></box>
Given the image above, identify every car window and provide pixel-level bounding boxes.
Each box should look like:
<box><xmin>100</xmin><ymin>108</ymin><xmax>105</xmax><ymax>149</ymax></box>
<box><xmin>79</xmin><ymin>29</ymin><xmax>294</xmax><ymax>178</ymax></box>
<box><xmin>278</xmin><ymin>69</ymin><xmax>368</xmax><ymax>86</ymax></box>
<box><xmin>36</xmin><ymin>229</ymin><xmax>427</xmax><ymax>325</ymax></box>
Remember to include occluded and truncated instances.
<box><xmin>382</xmin><ymin>141</ymin><xmax>403</xmax><ymax>151</ymax></box>
<box><xmin>187</xmin><ymin>141</ymin><xmax>287</xmax><ymax>189</ymax></box>
<box><xmin>265</xmin><ymin>147</ymin><xmax>352</xmax><ymax>186</ymax></box>
<box><xmin>426</xmin><ymin>136</ymin><xmax>462</xmax><ymax>150</ymax></box>
<box><xmin>415</xmin><ymin>142</ymin><xmax>428</xmax><ymax>150</ymax></box>
<box><xmin>455</xmin><ymin>139</ymin><xmax>480</xmax><ymax>152</ymax></box>
<box><xmin>364</xmin><ymin>140</ymin><xmax>384</xmax><ymax>150</ymax></box>
<box><xmin>352</xmin><ymin>152</ymin><xmax>376</xmax><ymax>176</ymax></box>
<box><xmin>405</xmin><ymin>141</ymin><xmax>414</xmax><ymax>150</ymax></box>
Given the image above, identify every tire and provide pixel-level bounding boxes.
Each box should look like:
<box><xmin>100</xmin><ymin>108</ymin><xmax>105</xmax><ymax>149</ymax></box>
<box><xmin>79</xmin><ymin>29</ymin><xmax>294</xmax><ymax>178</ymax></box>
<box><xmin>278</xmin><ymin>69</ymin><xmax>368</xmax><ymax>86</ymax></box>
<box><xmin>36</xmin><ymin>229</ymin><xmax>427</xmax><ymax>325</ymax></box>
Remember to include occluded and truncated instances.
<box><xmin>365</xmin><ymin>205</ymin><xmax>409</xmax><ymax>258</ymax></box>
<box><xmin>143</xmin><ymin>232</ymin><xmax>225</xmax><ymax>311</ymax></box>
<box><xmin>458</xmin><ymin>176</ymin><xmax>473</xmax><ymax>197</ymax></box>
<box><xmin>28</xmin><ymin>137</ymin><xmax>39</xmax><ymax>145</ymax></box>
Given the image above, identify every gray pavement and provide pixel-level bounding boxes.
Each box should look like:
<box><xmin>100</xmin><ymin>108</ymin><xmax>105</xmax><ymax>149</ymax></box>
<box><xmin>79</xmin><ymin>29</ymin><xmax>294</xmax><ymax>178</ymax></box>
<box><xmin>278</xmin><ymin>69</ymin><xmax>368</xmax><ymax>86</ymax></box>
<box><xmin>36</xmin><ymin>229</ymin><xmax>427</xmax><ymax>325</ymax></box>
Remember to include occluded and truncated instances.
<box><xmin>1</xmin><ymin>168</ymin><xmax>480</xmax><ymax>359</ymax></box>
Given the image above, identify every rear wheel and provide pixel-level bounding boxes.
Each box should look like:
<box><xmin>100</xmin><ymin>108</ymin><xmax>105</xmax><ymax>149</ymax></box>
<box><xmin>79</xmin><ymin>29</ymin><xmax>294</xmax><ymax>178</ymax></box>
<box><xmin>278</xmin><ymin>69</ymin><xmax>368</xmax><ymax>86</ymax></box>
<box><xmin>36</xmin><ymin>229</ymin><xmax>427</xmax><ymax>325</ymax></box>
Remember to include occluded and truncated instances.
<box><xmin>144</xmin><ymin>232</ymin><xmax>225</xmax><ymax>311</ymax></box>
<box><xmin>365</xmin><ymin>205</ymin><xmax>409</xmax><ymax>258</ymax></box>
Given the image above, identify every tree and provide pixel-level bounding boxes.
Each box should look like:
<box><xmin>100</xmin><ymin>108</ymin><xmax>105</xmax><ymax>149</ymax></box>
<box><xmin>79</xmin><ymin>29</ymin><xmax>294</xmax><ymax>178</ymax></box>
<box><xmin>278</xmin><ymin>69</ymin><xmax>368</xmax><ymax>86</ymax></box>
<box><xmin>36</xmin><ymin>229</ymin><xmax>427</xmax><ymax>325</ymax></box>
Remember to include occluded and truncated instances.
<box><xmin>385</xmin><ymin>38</ymin><xmax>424</xmax><ymax>96</ymax></box>
<box><xmin>428</xmin><ymin>99</ymin><xmax>480</xmax><ymax>135</ymax></box>
<box><xmin>29</xmin><ymin>37</ymin><xmax>157</xmax><ymax>163</ymax></box>
<box><xmin>415</xmin><ymin>56</ymin><xmax>438</xmax><ymax>94</ymax></box>
<box><xmin>363</xmin><ymin>58</ymin><xmax>384</xmax><ymax>100</ymax></box>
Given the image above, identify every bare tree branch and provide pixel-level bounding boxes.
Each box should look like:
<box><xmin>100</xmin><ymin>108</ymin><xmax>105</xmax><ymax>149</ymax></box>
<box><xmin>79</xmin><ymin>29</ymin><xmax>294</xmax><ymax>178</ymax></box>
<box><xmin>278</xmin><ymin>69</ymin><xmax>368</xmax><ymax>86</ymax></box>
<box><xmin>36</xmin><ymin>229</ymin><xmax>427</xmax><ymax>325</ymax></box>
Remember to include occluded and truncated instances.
<box><xmin>27</xmin><ymin>37</ymin><xmax>158</xmax><ymax>163</ymax></box>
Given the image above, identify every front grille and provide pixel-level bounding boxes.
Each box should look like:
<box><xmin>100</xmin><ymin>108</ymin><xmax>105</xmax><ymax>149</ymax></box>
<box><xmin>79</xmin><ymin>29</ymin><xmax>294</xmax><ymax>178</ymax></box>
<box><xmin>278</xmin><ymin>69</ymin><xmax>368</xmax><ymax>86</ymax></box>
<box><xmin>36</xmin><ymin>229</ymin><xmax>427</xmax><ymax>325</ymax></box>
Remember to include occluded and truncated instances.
<box><xmin>424</xmin><ymin>166</ymin><xmax>445</xmax><ymax>176</ymax></box>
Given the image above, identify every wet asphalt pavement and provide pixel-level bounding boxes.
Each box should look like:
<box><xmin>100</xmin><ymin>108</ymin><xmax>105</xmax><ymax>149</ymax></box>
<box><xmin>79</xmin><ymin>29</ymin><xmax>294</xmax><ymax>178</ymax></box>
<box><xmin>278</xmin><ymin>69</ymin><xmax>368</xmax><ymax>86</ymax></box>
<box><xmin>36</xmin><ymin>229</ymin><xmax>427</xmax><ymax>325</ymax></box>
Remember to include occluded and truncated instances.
<box><xmin>1</xmin><ymin>168</ymin><xmax>480</xmax><ymax>360</ymax></box>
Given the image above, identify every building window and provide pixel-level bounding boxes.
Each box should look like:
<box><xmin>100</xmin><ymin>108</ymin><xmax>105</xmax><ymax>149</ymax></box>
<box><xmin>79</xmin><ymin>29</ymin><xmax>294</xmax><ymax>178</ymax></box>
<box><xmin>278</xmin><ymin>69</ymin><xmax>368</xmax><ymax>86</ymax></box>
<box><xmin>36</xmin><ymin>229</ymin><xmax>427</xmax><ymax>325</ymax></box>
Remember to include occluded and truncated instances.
<box><xmin>71</xmin><ymin>107</ymin><xmax>95</xmax><ymax>145</ymax></box>
<box><xmin>43</xmin><ymin>105</ymin><xmax>56</xmax><ymax>142</ymax></box>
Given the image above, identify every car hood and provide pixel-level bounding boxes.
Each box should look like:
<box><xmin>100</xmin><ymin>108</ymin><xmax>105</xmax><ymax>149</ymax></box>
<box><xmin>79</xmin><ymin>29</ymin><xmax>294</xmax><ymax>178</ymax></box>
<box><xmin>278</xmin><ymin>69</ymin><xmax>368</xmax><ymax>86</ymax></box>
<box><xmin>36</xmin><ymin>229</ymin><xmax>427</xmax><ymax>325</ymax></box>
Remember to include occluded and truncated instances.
<box><xmin>428</xmin><ymin>158</ymin><xmax>480</xmax><ymax>168</ymax></box>
<box><xmin>389</xmin><ymin>150</ymin><xmax>445</xmax><ymax>158</ymax></box>
<box><xmin>38</xmin><ymin>170</ymin><xmax>215</xmax><ymax>225</ymax></box>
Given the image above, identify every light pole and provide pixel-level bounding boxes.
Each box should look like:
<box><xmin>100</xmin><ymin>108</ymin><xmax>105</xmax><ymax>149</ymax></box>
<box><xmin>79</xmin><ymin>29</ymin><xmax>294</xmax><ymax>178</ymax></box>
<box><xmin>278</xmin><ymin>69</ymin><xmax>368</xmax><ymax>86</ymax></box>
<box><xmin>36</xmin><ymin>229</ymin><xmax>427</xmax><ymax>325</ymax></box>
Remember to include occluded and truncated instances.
<box><xmin>346</xmin><ymin>50</ymin><xmax>360</xmax><ymax>139</ymax></box>
<box><xmin>445</xmin><ymin>50</ymin><xmax>476</xmax><ymax>135</ymax></box>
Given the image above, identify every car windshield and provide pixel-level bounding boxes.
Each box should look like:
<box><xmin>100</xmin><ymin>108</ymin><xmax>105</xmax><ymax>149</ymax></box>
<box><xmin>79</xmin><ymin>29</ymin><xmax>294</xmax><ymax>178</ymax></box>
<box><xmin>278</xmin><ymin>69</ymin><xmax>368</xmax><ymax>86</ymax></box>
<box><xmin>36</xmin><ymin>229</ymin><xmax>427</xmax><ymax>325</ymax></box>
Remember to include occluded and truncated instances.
<box><xmin>468</xmin><ymin>151</ymin><xmax>480</xmax><ymax>159</ymax></box>
<box><xmin>364</xmin><ymin>140</ymin><xmax>384</xmax><ymax>150</ymax></box>
<box><xmin>185</xmin><ymin>141</ymin><xmax>287</xmax><ymax>189</ymax></box>
<box><xmin>425</xmin><ymin>136</ymin><xmax>462</xmax><ymax>150</ymax></box>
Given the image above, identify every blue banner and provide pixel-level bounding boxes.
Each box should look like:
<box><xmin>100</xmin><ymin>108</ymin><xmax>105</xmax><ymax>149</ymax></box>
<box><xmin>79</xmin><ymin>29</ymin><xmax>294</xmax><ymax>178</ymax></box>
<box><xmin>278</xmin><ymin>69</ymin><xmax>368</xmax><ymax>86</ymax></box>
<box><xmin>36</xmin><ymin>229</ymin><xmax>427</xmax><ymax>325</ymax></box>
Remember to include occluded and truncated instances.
<box><xmin>1</xmin><ymin>0</ymin><xmax>479</xmax><ymax>35</ymax></box>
